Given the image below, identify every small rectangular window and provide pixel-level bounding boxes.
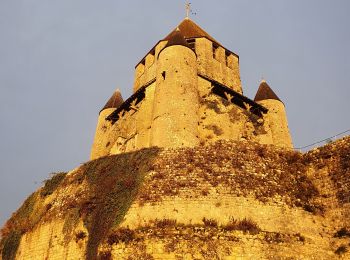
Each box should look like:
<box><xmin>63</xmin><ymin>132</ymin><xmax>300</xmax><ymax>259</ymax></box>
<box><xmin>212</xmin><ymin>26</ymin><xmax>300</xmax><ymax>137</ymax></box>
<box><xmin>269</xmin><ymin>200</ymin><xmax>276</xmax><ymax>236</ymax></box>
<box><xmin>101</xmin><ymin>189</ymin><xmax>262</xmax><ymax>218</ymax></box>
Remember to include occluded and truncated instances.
<box><xmin>212</xmin><ymin>43</ymin><xmax>219</xmax><ymax>59</ymax></box>
<box><xmin>225</xmin><ymin>50</ymin><xmax>230</xmax><ymax>67</ymax></box>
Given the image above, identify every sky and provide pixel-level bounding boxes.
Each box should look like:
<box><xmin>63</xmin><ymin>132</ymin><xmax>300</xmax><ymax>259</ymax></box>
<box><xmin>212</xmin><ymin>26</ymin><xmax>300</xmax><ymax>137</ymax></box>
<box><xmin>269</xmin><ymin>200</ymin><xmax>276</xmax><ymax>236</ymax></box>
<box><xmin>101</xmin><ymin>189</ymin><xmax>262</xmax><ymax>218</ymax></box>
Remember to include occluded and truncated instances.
<box><xmin>0</xmin><ymin>0</ymin><xmax>349</xmax><ymax>227</ymax></box>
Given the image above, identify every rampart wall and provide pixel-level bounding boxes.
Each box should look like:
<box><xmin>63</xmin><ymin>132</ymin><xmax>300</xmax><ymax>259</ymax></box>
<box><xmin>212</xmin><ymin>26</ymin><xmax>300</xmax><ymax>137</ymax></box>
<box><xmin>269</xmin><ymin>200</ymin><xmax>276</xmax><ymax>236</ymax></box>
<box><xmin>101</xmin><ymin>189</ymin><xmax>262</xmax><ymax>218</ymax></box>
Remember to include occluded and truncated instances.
<box><xmin>2</xmin><ymin>137</ymin><xmax>350</xmax><ymax>259</ymax></box>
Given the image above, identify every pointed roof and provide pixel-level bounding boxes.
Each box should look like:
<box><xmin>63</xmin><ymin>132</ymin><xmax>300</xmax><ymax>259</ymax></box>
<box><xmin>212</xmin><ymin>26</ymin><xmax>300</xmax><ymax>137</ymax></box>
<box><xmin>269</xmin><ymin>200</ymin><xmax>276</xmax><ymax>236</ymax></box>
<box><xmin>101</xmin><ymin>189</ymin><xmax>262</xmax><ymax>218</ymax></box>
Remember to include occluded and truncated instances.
<box><xmin>254</xmin><ymin>80</ymin><xmax>281</xmax><ymax>102</ymax></box>
<box><xmin>100</xmin><ymin>89</ymin><xmax>124</xmax><ymax>113</ymax></box>
<box><xmin>164</xmin><ymin>18</ymin><xmax>221</xmax><ymax>46</ymax></box>
<box><xmin>164</xmin><ymin>28</ymin><xmax>190</xmax><ymax>49</ymax></box>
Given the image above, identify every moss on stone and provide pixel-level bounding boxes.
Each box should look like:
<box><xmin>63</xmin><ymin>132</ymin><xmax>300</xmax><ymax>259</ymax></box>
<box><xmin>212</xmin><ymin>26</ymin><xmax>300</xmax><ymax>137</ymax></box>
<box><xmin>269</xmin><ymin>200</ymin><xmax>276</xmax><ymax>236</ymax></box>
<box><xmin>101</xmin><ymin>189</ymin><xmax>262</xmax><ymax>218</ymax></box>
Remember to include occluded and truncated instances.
<box><xmin>1</xmin><ymin>231</ymin><xmax>22</xmax><ymax>260</ymax></box>
<box><xmin>80</xmin><ymin>147</ymin><xmax>160</xmax><ymax>260</ymax></box>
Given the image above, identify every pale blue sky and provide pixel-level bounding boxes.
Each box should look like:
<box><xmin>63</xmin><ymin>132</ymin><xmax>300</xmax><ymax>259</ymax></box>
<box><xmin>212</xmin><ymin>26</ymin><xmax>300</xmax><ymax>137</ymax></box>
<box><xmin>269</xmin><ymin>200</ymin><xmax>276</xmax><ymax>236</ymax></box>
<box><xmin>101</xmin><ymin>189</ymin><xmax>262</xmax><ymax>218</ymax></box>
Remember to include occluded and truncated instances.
<box><xmin>0</xmin><ymin>0</ymin><xmax>349</xmax><ymax>226</ymax></box>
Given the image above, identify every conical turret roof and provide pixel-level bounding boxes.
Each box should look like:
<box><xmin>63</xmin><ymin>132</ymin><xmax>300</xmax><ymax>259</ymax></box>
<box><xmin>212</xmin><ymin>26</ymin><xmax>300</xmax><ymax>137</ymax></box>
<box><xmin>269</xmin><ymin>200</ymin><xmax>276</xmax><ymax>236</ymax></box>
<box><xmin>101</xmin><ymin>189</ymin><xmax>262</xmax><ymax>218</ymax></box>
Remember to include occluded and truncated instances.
<box><xmin>164</xmin><ymin>28</ymin><xmax>191</xmax><ymax>49</ymax></box>
<box><xmin>100</xmin><ymin>89</ymin><xmax>124</xmax><ymax>113</ymax></box>
<box><xmin>164</xmin><ymin>18</ymin><xmax>221</xmax><ymax>46</ymax></box>
<box><xmin>254</xmin><ymin>80</ymin><xmax>281</xmax><ymax>102</ymax></box>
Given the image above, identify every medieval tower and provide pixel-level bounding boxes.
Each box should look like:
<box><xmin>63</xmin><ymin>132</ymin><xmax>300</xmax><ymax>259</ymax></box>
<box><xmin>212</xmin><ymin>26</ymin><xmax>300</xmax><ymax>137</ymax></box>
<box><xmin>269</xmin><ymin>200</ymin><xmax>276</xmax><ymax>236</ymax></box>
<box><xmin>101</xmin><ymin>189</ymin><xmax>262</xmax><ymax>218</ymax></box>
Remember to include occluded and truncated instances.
<box><xmin>90</xmin><ymin>17</ymin><xmax>293</xmax><ymax>160</ymax></box>
<box><xmin>2</xmin><ymin>16</ymin><xmax>350</xmax><ymax>260</ymax></box>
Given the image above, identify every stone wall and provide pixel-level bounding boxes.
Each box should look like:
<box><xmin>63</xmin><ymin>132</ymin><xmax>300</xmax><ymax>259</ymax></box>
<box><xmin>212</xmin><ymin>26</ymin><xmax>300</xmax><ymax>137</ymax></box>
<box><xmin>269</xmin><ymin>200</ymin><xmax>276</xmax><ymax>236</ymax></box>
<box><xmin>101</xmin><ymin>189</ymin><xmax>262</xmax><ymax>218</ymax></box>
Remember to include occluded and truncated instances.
<box><xmin>150</xmin><ymin>45</ymin><xmax>199</xmax><ymax>148</ymax></box>
<box><xmin>257</xmin><ymin>99</ymin><xmax>293</xmax><ymax>148</ymax></box>
<box><xmin>195</xmin><ymin>37</ymin><xmax>242</xmax><ymax>94</ymax></box>
<box><xmin>2</xmin><ymin>137</ymin><xmax>350</xmax><ymax>259</ymax></box>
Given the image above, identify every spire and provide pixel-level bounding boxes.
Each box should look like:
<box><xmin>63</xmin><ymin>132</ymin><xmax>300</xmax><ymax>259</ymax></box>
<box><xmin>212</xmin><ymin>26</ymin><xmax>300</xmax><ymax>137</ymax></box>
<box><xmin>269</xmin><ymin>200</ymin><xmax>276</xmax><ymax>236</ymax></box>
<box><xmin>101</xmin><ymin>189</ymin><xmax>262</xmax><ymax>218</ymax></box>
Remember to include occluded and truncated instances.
<box><xmin>254</xmin><ymin>80</ymin><xmax>281</xmax><ymax>102</ymax></box>
<box><xmin>164</xmin><ymin>18</ymin><xmax>221</xmax><ymax>46</ymax></box>
<box><xmin>100</xmin><ymin>89</ymin><xmax>124</xmax><ymax>113</ymax></box>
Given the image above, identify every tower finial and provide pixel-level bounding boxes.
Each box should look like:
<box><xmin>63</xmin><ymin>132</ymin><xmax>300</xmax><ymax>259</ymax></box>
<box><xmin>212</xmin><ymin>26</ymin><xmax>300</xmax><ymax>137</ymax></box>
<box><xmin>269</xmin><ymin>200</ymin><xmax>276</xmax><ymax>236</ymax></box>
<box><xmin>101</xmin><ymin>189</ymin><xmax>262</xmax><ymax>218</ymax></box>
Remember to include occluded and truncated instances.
<box><xmin>185</xmin><ymin>1</ymin><xmax>191</xmax><ymax>19</ymax></box>
<box><xmin>261</xmin><ymin>76</ymin><xmax>266</xmax><ymax>83</ymax></box>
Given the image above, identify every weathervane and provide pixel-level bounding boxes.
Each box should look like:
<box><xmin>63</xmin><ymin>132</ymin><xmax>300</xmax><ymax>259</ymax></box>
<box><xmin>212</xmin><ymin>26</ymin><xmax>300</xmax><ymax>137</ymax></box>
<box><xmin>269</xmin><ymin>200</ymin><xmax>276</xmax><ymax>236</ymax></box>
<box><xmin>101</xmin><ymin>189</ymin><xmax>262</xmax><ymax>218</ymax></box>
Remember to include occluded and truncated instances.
<box><xmin>185</xmin><ymin>1</ymin><xmax>196</xmax><ymax>19</ymax></box>
<box><xmin>185</xmin><ymin>1</ymin><xmax>191</xmax><ymax>19</ymax></box>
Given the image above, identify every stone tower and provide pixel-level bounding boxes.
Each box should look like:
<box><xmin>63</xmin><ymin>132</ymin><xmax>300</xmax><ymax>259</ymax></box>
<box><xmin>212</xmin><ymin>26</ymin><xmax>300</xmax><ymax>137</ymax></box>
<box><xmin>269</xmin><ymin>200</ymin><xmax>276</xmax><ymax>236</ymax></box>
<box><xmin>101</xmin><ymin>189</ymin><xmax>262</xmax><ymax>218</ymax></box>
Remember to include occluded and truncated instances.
<box><xmin>254</xmin><ymin>80</ymin><xmax>293</xmax><ymax>148</ymax></box>
<box><xmin>90</xmin><ymin>89</ymin><xmax>124</xmax><ymax>159</ymax></box>
<box><xmin>3</xmin><ymin>17</ymin><xmax>350</xmax><ymax>260</ymax></box>
<box><xmin>90</xmin><ymin>18</ymin><xmax>293</xmax><ymax>159</ymax></box>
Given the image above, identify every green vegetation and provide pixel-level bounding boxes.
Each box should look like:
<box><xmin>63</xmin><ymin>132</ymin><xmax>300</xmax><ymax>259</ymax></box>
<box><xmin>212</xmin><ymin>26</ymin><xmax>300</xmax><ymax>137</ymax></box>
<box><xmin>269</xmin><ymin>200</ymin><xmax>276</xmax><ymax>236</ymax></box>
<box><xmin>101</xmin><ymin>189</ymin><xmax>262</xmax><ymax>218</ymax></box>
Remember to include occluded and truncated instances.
<box><xmin>1</xmin><ymin>231</ymin><xmax>22</xmax><ymax>260</ymax></box>
<box><xmin>75</xmin><ymin>231</ymin><xmax>87</xmax><ymax>242</ymax></box>
<box><xmin>81</xmin><ymin>148</ymin><xmax>160</xmax><ymax>260</ymax></box>
<box><xmin>202</xmin><ymin>217</ymin><xmax>218</xmax><ymax>228</ymax></box>
<box><xmin>222</xmin><ymin>218</ymin><xmax>261</xmax><ymax>235</ymax></box>
<box><xmin>0</xmin><ymin>147</ymin><xmax>160</xmax><ymax>260</ymax></box>
<box><xmin>41</xmin><ymin>172</ymin><xmax>67</xmax><ymax>197</ymax></box>
<box><xmin>335</xmin><ymin>245</ymin><xmax>347</xmax><ymax>255</ymax></box>
<box><xmin>334</xmin><ymin>227</ymin><xmax>350</xmax><ymax>238</ymax></box>
<box><xmin>1</xmin><ymin>172</ymin><xmax>68</xmax><ymax>258</ymax></box>
<box><xmin>107</xmin><ymin>228</ymin><xmax>135</xmax><ymax>245</ymax></box>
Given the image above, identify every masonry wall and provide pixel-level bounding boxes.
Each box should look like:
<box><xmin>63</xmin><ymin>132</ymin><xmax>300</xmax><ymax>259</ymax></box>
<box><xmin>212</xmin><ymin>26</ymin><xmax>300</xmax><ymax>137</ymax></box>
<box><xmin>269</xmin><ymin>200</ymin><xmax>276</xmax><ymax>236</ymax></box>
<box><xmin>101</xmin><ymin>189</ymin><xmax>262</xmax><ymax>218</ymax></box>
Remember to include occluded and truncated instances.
<box><xmin>150</xmin><ymin>45</ymin><xmax>199</xmax><ymax>148</ymax></box>
<box><xmin>195</xmin><ymin>38</ymin><xmax>242</xmax><ymax>94</ymax></box>
<box><xmin>3</xmin><ymin>137</ymin><xmax>350</xmax><ymax>259</ymax></box>
<box><xmin>257</xmin><ymin>99</ymin><xmax>293</xmax><ymax>148</ymax></box>
<box><xmin>197</xmin><ymin>76</ymin><xmax>273</xmax><ymax>145</ymax></box>
<box><xmin>133</xmin><ymin>41</ymin><xmax>167</xmax><ymax>93</ymax></box>
<box><xmin>90</xmin><ymin>108</ymin><xmax>117</xmax><ymax>159</ymax></box>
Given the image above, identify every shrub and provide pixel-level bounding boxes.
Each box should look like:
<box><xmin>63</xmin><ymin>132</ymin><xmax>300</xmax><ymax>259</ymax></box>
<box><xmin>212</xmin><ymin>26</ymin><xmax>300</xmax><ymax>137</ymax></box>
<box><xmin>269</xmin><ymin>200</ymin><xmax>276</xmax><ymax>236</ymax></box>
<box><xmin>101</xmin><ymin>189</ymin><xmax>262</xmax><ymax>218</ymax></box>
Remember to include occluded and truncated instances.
<box><xmin>75</xmin><ymin>231</ymin><xmax>87</xmax><ymax>242</ymax></box>
<box><xmin>223</xmin><ymin>218</ymin><xmax>238</xmax><ymax>231</ymax></box>
<box><xmin>107</xmin><ymin>228</ymin><xmax>135</xmax><ymax>245</ymax></box>
<box><xmin>201</xmin><ymin>189</ymin><xmax>209</xmax><ymax>196</ymax></box>
<box><xmin>41</xmin><ymin>172</ymin><xmax>67</xmax><ymax>197</ymax></box>
<box><xmin>98</xmin><ymin>251</ymin><xmax>112</xmax><ymax>260</ymax></box>
<box><xmin>202</xmin><ymin>218</ymin><xmax>218</xmax><ymax>228</ymax></box>
<box><xmin>237</xmin><ymin>218</ymin><xmax>261</xmax><ymax>234</ymax></box>
<box><xmin>334</xmin><ymin>227</ymin><xmax>350</xmax><ymax>238</ymax></box>
<box><xmin>153</xmin><ymin>219</ymin><xmax>177</xmax><ymax>229</ymax></box>
<box><xmin>335</xmin><ymin>245</ymin><xmax>347</xmax><ymax>255</ymax></box>
<box><xmin>223</xmin><ymin>217</ymin><xmax>261</xmax><ymax>235</ymax></box>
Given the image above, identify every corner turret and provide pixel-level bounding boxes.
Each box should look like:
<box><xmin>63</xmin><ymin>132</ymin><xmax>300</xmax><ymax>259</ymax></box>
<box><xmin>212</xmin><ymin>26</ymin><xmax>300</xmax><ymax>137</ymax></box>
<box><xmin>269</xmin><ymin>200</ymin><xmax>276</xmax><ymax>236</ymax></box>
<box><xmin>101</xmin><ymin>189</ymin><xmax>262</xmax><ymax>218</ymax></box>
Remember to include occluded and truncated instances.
<box><xmin>90</xmin><ymin>89</ymin><xmax>124</xmax><ymax>159</ymax></box>
<box><xmin>254</xmin><ymin>80</ymin><xmax>293</xmax><ymax>148</ymax></box>
<box><xmin>151</xmin><ymin>28</ymin><xmax>199</xmax><ymax>148</ymax></box>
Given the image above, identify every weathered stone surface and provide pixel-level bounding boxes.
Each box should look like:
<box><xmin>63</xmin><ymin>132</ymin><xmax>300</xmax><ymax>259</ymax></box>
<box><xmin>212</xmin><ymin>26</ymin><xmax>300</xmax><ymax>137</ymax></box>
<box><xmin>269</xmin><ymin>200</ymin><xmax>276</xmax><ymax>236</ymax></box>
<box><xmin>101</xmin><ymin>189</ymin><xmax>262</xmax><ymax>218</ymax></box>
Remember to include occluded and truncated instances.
<box><xmin>2</xmin><ymin>137</ymin><xmax>349</xmax><ymax>259</ymax></box>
